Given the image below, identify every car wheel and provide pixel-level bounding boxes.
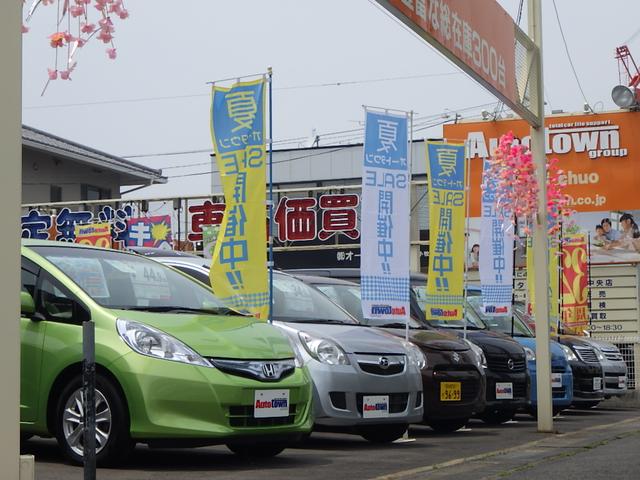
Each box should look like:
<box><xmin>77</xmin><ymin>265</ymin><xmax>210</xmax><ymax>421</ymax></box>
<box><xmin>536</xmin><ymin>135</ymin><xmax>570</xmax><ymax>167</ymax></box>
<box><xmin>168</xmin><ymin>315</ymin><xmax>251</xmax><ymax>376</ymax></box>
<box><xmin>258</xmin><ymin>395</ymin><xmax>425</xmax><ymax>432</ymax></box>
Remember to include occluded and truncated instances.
<box><xmin>572</xmin><ymin>401</ymin><xmax>600</xmax><ymax>409</ymax></box>
<box><xmin>479</xmin><ymin>408</ymin><xmax>516</xmax><ymax>425</ymax></box>
<box><xmin>55</xmin><ymin>374</ymin><xmax>133</xmax><ymax>465</ymax></box>
<box><xmin>427</xmin><ymin>417</ymin><xmax>469</xmax><ymax>433</ymax></box>
<box><xmin>359</xmin><ymin>424</ymin><xmax>408</xmax><ymax>443</ymax></box>
<box><xmin>226</xmin><ymin>443</ymin><xmax>286</xmax><ymax>458</ymax></box>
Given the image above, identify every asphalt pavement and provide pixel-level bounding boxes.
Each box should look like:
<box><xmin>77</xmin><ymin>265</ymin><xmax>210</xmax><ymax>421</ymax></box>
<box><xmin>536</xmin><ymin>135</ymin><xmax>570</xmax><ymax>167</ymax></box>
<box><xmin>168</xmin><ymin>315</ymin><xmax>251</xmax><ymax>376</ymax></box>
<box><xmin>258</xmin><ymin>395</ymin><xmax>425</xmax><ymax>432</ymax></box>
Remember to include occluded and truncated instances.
<box><xmin>24</xmin><ymin>404</ymin><xmax>640</xmax><ymax>480</ymax></box>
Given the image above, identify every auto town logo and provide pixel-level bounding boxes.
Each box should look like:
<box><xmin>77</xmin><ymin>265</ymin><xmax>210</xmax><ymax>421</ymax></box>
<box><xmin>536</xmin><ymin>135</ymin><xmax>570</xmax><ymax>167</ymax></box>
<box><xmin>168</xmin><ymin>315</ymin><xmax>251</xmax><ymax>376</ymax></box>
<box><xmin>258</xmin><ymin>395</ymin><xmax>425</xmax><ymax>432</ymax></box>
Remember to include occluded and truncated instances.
<box><xmin>496</xmin><ymin>384</ymin><xmax>513</xmax><ymax>396</ymax></box>
<box><xmin>370</xmin><ymin>305</ymin><xmax>406</xmax><ymax>316</ymax></box>
<box><xmin>255</xmin><ymin>397</ymin><xmax>288</xmax><ymax>410</ymax></box>
<box><xmin>363</xmin><ymin>400</ymin><xmax>389</xmax><ymax>412</ymax></box>
<box><xmin>484</xmin><ymin>306</ymin><xmax>509</xmax><ymax>314</ymax></box>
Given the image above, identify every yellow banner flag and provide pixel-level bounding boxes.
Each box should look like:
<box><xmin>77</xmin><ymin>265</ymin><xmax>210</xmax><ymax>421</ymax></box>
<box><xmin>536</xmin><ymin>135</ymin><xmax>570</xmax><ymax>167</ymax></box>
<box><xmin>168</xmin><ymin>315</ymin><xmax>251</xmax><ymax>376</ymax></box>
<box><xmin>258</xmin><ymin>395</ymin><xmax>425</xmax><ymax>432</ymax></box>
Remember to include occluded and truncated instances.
<box><xmin>425</xmin><ymin>141</ymin><xmax>467</xmax><ymax>321</ymax></box>
<box><xmin>526</xmin><ymin>236</ymin><xmax>561</xmax><ymax>333</ymax></box>
<box><xmin>209</xmin><ymin>78</ymin><xmax>269</xmax><ymax>319</ymax></box>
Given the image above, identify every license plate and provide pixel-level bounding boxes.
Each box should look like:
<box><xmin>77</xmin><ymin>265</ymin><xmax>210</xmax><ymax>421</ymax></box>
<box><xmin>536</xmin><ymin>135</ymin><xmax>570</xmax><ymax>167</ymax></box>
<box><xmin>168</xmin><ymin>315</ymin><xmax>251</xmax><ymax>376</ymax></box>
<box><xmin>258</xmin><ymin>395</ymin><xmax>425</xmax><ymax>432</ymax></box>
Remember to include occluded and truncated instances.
<box><xmin>362</xmin><ymin>395</ymin><xmax>389</xmax><ymax>418</ymax></box>
<box><xmin>496</xmin><ymin>382</ymin><xmax>513</xmax><ymax>399</ymax></box>
<box><xmin>593</xmin><ymin>377</ymin><xmax>602</xmax><ymax>391</ymax></box>
<box><xmin>440</xmin><ymin>382</ymin><xmax>462</xmax><ymax>401</ymax></box>
<box><xmin>619</xmin><ymin>376</ymin><xmax>627</xmax><ymax>388</ymax></box>
<box><xmin>551</xmin><ymin>373</ymin><xmax>562</xmax><ymax>388</ymax></box>
<box><xmin>254</xmin><ymin>390</ymin><xmax>290</xmax><ymax>418</ymax></box>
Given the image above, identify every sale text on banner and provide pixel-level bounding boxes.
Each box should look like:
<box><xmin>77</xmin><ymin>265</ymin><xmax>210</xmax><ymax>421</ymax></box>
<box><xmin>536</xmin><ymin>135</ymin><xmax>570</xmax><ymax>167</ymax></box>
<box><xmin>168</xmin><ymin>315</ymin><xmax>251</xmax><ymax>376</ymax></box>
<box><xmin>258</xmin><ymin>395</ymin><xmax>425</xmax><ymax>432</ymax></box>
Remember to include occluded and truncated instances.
<box><xmin>210</xmin><ymin>78</ymin><xmax>269</xmax><ymax>319</ymax></box>
<box><xmin>360</xmin><ymin>110</ymin><xmax>410</xmax><ymax>320</ymax></box>
<box><xmin>479</xmin><ymin>158</ymin><xmax>513</xmax><ymax>316</ymax></box>
<box><xmin>74</xmin><ymin>222</ymin><xmax>112</xmax><ymax>249</ymax></box>
<box><xmin>425</xmin><ymin>141</ymin><xmax>466</xmax><ymax>321</ymax></box>
<box><xmin>561</xmin><ymin>234</ymin><xmax>590</xmax><ymax>331</ymax></box>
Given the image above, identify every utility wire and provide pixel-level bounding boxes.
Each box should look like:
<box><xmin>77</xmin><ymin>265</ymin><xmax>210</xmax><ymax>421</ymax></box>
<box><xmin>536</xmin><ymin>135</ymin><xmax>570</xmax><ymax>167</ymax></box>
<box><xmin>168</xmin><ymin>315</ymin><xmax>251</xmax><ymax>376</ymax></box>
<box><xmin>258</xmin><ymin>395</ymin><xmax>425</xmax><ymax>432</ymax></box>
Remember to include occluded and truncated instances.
<box><xmin>551</xmin><ymin>0</ymin><xmax>593</xmax><ymax>112</ymax></box>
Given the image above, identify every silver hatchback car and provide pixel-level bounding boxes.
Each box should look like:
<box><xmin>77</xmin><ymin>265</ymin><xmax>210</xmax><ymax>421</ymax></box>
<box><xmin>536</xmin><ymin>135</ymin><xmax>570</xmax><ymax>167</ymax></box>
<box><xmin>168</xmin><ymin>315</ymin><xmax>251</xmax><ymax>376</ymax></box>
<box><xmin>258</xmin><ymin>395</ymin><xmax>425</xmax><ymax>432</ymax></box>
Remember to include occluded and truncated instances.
<box><xmin>131</xmin><ymin>249</ymin><xmax>425</xmax><ymax>443</ymax></box>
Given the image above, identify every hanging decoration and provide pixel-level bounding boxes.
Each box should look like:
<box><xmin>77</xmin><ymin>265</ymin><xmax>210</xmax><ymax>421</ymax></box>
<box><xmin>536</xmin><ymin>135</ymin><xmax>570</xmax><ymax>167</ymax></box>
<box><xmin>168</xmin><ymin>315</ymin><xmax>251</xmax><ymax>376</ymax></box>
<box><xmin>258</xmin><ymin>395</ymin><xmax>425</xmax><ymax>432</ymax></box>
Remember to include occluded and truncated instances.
<box><xmin>482</xmin><ymin>131</ymin><xmax>572</xmax><ymax>236</ymax></box>
<box><xmin>22</xmin><ymin>0</ymin><xmax>130</xmax><ymax>94</ymax></box>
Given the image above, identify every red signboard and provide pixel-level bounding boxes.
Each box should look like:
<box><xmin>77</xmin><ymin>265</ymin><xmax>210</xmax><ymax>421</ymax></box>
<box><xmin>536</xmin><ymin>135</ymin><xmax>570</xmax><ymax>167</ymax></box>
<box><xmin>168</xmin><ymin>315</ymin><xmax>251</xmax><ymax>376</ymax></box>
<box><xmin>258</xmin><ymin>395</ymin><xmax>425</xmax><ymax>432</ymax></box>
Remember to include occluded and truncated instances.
<box><xmin>561</xmin><ymin>234</ymin><xmax>590</xmax><ymax>331</ymax></box>
<box><xmin>379</xmin><ymin>0</ymin><xmax>518</xmax><ymax>111</ymax></box>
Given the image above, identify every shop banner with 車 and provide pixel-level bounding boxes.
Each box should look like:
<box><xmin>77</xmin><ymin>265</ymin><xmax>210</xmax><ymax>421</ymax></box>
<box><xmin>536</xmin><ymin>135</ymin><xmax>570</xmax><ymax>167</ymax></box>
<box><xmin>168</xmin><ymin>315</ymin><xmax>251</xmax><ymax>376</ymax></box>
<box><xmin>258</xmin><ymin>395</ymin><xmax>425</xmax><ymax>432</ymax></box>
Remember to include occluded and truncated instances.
<box><xmin>425</xmin><ymin>141</ymin><xmax>466</xmax><ymax>321</ymax></box>
<box><xmin>561</xmin><ymin>234</ymin><xmax>590</xmax><ymax>333</ymax></box>
<box><xmin>210</xmin><ymin>78</ymin><xmax>269</xmax><ymax>319</ymax></box>
<box><xmin>479</xmin><ymin>159</ymin><xmax>512</xmax><ymax>316</ymax></box>
<box><xmin>361</xmin><ymin>109</ymin><xmax>410</xmax><ymax>321</ymax></box>
<box><xmin>74</xmin><ymin>222</ymin><xmax>112</xmax><ymax>249</ymax></box>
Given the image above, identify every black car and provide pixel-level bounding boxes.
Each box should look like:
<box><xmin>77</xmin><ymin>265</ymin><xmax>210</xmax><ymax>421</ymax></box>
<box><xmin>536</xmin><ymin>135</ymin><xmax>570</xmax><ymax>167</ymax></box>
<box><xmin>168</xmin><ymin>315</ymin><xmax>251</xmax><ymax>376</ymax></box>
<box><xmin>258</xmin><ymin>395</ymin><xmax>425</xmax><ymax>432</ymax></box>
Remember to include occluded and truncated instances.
<box><xmin>292</xmin><ymin>274</ymin><xmax>486</xmax><ymax>433</ymax></box>
<box><xmin>286</xmin><ymin>268</ymin><xmax>528</xmax><ymax>425</ymax></box>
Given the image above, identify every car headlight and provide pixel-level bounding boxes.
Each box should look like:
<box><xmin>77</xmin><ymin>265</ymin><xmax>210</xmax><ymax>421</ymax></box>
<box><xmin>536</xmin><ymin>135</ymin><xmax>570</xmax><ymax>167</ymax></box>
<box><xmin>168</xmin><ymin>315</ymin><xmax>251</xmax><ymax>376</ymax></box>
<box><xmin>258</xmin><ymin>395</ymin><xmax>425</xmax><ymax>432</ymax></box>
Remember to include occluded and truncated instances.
<box><xmin>286</xmin><ymin>336</ymin><xmax>305</xmax><ymax>368</ymax></box>
<box><xmin>403</xmin><ymin>341</ymin><xmax>427</xmax><ymax>370</ymax></box>
<box><xmin>523</xmin><ymin>346</ymin><xmax>536</xmax><ymax>362</ymax></box>
<box><xmin>117</xmin><ymin>319</ymin><xmax>212</xmax><ymax>368</ymax></box>
<box><xmin>298</xmin><ymin>331</ymin><xmax>349</xmax><ymax>365</ymax></box>
<box><xmin>559</xmin><ymin>344</ymin><xmax>578</xmax><ymax>362</ymax></box>
<box><xmin>464</xmin><ymin>339</ymin><xmax>487</xmax><ymax>369</ymax></box>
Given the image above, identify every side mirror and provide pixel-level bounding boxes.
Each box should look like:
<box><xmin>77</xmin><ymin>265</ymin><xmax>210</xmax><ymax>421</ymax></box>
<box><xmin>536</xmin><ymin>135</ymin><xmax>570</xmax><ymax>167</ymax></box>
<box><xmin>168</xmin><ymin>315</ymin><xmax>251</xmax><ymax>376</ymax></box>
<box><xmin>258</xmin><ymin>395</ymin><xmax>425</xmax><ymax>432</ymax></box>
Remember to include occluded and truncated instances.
<box><xmin>21</xmin><ymin>291</ymin><xmax>36</xmax><ymax>316</ymax></box>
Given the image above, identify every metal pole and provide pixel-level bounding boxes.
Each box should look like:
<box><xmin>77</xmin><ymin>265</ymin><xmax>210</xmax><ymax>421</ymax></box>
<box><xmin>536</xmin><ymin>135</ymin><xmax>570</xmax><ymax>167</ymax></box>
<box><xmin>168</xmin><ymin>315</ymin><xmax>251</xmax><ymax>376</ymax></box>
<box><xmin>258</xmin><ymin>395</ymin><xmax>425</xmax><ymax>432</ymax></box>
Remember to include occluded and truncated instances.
<box><xmin>511</xmin><ymin>214</ymin><xmax>518</xmax><ymax>338</ymax></box>
<box><xmin>529</xmin><ymin>0</ymin><xmax>553</xmax><ymax>432</ymax></box>
<box><xmin>587</xmin><ymin>232</ymin><xmax>592</xmax><ymax>333</ymax></box>
<box><xmin>462</xmin><ymin>141</ymin><xmax>471</xmax><ymax>340</ymax></box>
<box><xmin>406</xmin><ymin>111</ymin><xmax>413</xmax><ymax>342</ymax></box>
<box><xmin>82</xmin><ymin>321</ymin><xmax>96</xmax><ymax>480</ymax></box>
<box><xmin>558</xmin><ymin>221</ymin><xmax>563</xmax><ymax>334</ymax></box>
<box><xmin>0</xmin><ymin>1</ymin><xmax>22</xmax><ymax>477</ymax></box>
<box><xmin>268</xmin><ymin>67</ymin><xmax>274</xmax><ymax>324</ymax></box>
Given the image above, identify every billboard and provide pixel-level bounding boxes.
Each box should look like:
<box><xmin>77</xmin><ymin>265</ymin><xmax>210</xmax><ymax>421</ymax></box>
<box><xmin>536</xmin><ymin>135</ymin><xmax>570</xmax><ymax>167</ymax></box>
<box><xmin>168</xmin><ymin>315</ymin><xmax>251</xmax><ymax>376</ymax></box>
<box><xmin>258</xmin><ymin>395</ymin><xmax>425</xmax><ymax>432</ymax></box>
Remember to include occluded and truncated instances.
<box><xmin>444</xmin><ymin>111</ymin><xmax>640</xmax><ymax>216</ymax></box>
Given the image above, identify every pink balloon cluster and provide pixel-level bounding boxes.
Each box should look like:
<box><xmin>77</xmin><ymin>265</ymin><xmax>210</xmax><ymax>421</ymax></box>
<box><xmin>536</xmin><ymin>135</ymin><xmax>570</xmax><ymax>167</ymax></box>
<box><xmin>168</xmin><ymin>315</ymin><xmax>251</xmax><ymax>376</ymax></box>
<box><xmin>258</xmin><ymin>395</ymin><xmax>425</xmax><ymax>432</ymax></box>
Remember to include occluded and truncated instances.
<box><xmin>482</xmin><ymin>131</ymin><xmax>573</xmax><ymax>236</ymax></box>
<box><xmin>22</xmin><ymin>0</ymin><xmax>129</xmax><ymax>92</ymax></box>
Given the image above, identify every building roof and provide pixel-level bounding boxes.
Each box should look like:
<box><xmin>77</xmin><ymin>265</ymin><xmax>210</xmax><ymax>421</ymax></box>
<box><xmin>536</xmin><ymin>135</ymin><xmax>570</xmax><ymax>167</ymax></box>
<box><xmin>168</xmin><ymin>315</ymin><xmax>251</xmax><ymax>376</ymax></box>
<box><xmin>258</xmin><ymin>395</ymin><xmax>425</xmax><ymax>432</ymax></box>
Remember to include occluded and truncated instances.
<box><xmin>22</xmin><ymin>125</ymin><xmax>167</xmax><ymax>186</ymax></box>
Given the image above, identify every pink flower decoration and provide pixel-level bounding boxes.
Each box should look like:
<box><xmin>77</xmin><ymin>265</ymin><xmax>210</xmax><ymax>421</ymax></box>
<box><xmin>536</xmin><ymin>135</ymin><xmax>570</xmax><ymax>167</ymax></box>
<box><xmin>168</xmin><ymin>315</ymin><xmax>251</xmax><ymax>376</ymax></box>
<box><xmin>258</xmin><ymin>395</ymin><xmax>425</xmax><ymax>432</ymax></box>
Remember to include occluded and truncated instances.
<box><xmin>49</xmin><ymin>32</ymin><xmax>65</xmax><ymax>48</ymax></box>
<box><xmin>47</xmin><ymin>68</ymin><xmax>58</xmax><ymax>80</ymax></box>
<box><xmin>81</xmin><ymin>22</ymin><xmax>96</xmax><ymax>33</ymax></box>
<box><xmin>106</xmin><ymin>48</ymin><xmax>117</xmax><ymax>59</ymax></box>
<box><xmin>97</xmin><ymin>29</ymin><xmax>113</xmax><ymax>43</ymax></box>
<box><xmin>21</xmin><ymin>24</ymin><xmax>29</xmax><ymax>34</ymax></box>
<box><xmin>98</xmin><ymin>18</ymin><xmax>115</xmax><ymax>33</ymax></box>
<box><xmin>118</xmin><ymin>8</ymin><xmax>129</xmax><ymax>19</ymax></box>
<box><xmin>77</xmin><ymin>38</ymin><xmax>87</xmax><ymax>47</ymax></box>
<box><xmin>69</xmin><ymin>5</ymin><xmax>85</xmax><ymax>17</ymax></box>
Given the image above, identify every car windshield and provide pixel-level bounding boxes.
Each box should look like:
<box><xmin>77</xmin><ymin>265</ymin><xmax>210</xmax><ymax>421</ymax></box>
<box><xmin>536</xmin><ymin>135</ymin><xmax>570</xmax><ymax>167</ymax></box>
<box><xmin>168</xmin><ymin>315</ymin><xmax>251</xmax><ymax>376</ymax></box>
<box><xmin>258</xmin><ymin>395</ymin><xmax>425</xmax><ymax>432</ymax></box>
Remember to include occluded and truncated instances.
<box><xmin>314</xmin><ymin>283</ymin><xmax>425</xmax><ymax>328</ymax></box>
<box><xmin>30</xmin><ymin>245</ymin><xmax>229</xmax><ymax>313</ymax></box>
<box><xmin>412</xmin><ymin>285</ymin><xmax>485</xmax><ymax>330</ymax></box>
<box><xmin>467</xmin><ymin>297</ymin><xmax>534</xmax><ymax>337</ymax></box>
<box><xmin>273</xmin><ymin>274</ymin><xmax>358</xmax><ymax>324</ymax></box>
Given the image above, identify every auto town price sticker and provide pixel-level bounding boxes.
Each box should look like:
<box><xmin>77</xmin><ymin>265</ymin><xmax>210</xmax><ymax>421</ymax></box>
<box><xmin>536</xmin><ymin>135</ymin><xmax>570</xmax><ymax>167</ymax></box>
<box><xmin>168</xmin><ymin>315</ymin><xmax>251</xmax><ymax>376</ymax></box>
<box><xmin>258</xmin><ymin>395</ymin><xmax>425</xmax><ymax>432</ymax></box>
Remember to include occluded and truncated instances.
<box><xmin>619</xmin><ymin>376</ymin><xmax>627</xmax><ymax>389</ymax></box>
<box><xmin>551</xmin><ymin>373</ymin><xmax>563</xmax><ymax>388</ymax></box>
<box><xmin>593</xmin><ymin>377</ymin><xmax>603</xmax><ymax>391</ymax></box>
<box><xmin>495</xmin><ymin>382</ymin><xmax>514</xmax><ymax>399</ymax></box>
<box><xmin>440</xmin><ymin>382</ymin><xmax>462</xmax><ymax>401</ymax></box>
<box><xmin>362</xmin><ymin>395</ymin><xmax>390</xmax><ymax>418</ymax></box>
<box><xmin>254</xmin><ymin>390</ymin><xmax>290</xmax><ymax>418</ymax></box>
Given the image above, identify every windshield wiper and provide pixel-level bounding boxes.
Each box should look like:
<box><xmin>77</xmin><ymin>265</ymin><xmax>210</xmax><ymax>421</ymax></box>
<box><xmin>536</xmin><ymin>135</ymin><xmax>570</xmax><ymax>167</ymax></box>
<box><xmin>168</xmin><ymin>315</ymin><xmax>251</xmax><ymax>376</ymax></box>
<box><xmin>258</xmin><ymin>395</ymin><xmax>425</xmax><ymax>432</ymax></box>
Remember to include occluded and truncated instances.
<box><xmin>278</xmin><ymin>318</ymin><xmax>354</xmax><ymax>325</ymax></box>
<box><xmin>112</xmin><ymin>306</ymin><xmax>238</xmax><ymax>315</ymax></box>
<box><xmin>371</xmin><ymin>322</ymin><xmax>417</xmax><ymax>329</ymax></box>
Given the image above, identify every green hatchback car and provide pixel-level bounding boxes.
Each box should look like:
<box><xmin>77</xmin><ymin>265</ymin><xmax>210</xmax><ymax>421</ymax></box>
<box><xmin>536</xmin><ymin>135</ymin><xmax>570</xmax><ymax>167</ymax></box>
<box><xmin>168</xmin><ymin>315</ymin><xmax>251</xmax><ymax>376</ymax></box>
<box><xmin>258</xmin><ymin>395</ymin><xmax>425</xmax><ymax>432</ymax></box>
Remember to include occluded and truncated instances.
<box><xmin>19</xmin><ymin>240</ymin><xmax>313</xmax><ymax>464</ymax></box>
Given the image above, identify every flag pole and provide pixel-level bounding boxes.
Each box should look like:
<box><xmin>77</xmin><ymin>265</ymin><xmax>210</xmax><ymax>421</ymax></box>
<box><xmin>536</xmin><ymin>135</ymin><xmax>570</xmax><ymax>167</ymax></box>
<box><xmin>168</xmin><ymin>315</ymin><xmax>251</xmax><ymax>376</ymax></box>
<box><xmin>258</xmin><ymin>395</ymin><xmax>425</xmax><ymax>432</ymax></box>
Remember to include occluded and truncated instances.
<box><xmin>406</xmin><ymin>110</ymin><xmax>413</xmax><ymax>342</ymax></box>
<box><xmin>463</xmin><ymin>140</ymin><xmax>471</xmax><ymax>341</ymax></box>
<box><xmin>268</xmin><ymin>67</ymin><xmax>274</xmax><ymax>324</ymax></box>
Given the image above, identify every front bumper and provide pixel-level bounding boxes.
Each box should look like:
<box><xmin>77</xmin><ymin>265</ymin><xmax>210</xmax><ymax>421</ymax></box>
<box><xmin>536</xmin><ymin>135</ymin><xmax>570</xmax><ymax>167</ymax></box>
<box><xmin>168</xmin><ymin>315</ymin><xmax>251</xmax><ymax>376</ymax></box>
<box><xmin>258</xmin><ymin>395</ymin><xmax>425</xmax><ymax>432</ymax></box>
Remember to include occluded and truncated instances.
<box><xmin>423</xmin><ymin>365</ymin><xmax>486</xmax><ymax>421</ymax></box>
<box><xmin>602</xmin><ymin>363</ymin><xmax>628</xmax><ymax>398</ymax></box>
<box><xmin>484</xmin><ymin>370</ymin><xmax>529</xmax><ymax>411</ymax></box>
<box><xmin>308</xmin><ymin>355</ymin><xmax>423</xmax><ymax>427</ymax></box>
<box><xmin>570</xmin><ymin>361</ymin><xmax>605</xmax><ymax>402</ymax></box>
<box><xmin>111</xmin><ymin>352</ymin><xmax>313</xmax><ymax>442</ymax></box>
<box><xmin>528</xmin><ymin>363</ymin><xmax>573</xmax><ymax>408</ymax></box>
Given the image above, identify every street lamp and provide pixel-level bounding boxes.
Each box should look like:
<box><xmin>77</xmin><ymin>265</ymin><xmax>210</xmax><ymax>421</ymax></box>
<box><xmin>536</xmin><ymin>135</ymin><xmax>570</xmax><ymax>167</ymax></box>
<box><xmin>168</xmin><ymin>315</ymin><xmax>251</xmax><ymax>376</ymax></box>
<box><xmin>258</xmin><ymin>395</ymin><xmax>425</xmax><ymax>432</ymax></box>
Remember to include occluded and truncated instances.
<box><xmin>611</xmin><ymin>84</ymin><xmax>640</xmax><ymax>109</ymax></box>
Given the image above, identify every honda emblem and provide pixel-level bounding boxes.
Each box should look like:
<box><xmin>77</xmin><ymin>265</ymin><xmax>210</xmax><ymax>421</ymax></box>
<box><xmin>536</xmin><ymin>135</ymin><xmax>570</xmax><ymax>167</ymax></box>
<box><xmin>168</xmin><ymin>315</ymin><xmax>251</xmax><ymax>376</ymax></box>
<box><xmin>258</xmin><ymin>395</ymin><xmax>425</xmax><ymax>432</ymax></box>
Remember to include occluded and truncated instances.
<box><xmin>262</xmin><ymin>363</ymin><xmax>277</xmax><ymax>379</ymax></box>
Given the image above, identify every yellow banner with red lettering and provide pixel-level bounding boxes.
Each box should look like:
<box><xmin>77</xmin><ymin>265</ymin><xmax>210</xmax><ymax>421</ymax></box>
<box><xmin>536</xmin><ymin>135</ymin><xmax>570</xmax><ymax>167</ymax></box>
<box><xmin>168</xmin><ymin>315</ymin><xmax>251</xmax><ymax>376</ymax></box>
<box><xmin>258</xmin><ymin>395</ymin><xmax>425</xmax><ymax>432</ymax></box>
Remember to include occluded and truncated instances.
<box><xmin>526</xmin><ymin>237</ymin><xmax>560</xmax><ymax>333</ymax></box>
<box><xmin>74</xmin><ymin>223</ymin><xmax>112</xmax><ymax>249</ymax></box>
<box><xmin>561</xmin><ymin>234</ymin><xmax>590</xmax><ymax>333</ymax></box>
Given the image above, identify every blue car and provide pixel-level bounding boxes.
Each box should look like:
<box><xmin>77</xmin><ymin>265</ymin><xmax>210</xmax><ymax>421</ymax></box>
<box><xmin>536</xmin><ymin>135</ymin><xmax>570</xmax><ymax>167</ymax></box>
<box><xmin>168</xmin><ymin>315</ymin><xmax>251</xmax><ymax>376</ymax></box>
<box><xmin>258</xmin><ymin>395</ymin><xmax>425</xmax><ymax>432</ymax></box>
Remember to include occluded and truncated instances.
<box><xmin>465</xmin><ymin>291</ymin><xmax>573</xmax><ymax>415</ymax></box>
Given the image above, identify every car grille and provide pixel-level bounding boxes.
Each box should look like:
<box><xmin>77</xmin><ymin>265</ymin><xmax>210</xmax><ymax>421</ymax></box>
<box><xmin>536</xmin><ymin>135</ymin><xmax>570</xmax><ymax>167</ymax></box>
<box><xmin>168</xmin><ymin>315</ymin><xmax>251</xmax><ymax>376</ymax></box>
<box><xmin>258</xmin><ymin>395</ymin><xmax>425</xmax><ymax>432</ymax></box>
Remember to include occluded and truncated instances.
<box><xmin>605</xmin><ymin>379</ymin><xmax>624</xmax><ymax>389</ymax></box>
<box><xmin>603</xmin><ymin>351</ymin><xmax>624</xmax><ymax>362</ymax></box>
<box><xmin>573</xmin><ymin>346</ymin><xmax>599</xmax><ymax>363</ymax></box>
<box><xmin>552</xmin><ymin>364</ymin><xmax>566</xmax><ymax>373</ymax></box>
<box><xmin>207</xmin><ymin>358</ymin><xmax>295</xmax><ymax>382</ymax></box>
<box><xmin>356</xmin><ymin>393</ymin><xmax>408</xmax><ymax>414</ymax></box>
<box><xmin>552</xmin><ymin>387</ymin><xmax>566</xmax><ymax>399</ymax></box>
<box><xmin>486</xmin><ymin>353</ymin><xmax>526</xmax><ymax>373</ymax></box>
<box><xmin>576</xmin><ymin>373</ymin><xmax>601</xmax><ymax>392</ymax></box>
<box><xmin>356</xmin><ymin>354</ymin><xmax>406</xmax><ymax>376</ymax></box>
<box><xmin>228</xmin><ymin>404</ymin><xmax>297</xmax><ymax>428</ymax></box>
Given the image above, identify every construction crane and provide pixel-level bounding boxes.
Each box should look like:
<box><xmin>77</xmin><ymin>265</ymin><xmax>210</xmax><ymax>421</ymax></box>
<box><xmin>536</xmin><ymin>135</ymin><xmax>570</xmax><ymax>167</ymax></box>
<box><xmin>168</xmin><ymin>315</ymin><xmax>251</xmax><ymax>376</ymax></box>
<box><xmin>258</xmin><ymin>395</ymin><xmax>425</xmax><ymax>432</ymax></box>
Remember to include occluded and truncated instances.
<box><xmin>612</xmin><ymin>45</ymin><xmax>640</xmax><ymax>109</ymax></box>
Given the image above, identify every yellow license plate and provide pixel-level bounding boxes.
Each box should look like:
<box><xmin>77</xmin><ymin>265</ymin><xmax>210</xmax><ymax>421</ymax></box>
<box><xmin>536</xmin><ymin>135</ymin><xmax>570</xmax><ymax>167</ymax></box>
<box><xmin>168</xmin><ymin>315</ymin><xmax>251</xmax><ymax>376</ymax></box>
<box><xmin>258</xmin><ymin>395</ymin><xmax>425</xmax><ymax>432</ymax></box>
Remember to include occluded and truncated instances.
<box><xmin>440</xmin><ymin>382</ymin><xmax>462</xmax><ymax>402</ymax></box>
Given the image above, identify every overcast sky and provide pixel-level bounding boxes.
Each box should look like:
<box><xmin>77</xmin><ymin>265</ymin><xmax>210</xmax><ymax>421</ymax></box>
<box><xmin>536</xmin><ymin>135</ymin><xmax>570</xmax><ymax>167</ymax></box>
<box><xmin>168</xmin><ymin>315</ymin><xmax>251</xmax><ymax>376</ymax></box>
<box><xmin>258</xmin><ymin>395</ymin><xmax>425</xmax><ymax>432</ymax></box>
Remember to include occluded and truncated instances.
<box><xmin>21</xmin><ymin>0</ymin><xmax>640</xmax><ymax>199</ymax></box>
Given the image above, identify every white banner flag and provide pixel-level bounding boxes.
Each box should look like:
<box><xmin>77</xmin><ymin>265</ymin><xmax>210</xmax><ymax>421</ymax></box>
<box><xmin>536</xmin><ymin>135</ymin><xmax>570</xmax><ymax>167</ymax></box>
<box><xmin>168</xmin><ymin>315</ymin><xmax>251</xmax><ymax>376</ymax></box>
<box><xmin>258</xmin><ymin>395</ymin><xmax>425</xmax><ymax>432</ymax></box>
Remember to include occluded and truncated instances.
<box><xmin>361</xmin><ymin>109</ymin><xmax>410</xmax><ymax>321</ymax></box>
<box><xmin>480</xmin><ymin>159</ymin><xmax>513</xmax><ymax>316</ymax></box>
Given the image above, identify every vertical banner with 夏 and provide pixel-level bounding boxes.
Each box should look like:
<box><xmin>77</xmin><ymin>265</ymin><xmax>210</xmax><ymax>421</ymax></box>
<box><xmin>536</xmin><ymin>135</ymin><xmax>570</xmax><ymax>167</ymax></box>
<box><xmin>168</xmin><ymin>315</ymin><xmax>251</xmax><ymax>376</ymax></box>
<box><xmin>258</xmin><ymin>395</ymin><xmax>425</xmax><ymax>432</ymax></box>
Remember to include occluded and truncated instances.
<box><xmin>425</xmin><ymin>141</ymin><xmax>466</xmax><ymax>321</ymax></box>
<box><xmin>210</xmin><ymin>78</ymin><xmax>268</xmax><ymax>319</ymax></box>
<box><xmin>479</xmin><ymin>159</ymin><xmax>513</xmax><ymax>316</ymax></box>
<box><xmin>561</xmin><ymin>234</ymin><xmax>590</xmax><ymax>333</ymax></box>
<box><xmin>526</xmin><ymin>236</ymin><xmax>565</xmax><ymax>332</ymax></box>
<box><xmin>526</xmin><ymin>236</ymin><xmax>535</xmax><ymax>317</ymax></box>
<box><xmin>361</xmin><ymin>110</ymin><xmax>410</xmax><ymax>321</ymax></box>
